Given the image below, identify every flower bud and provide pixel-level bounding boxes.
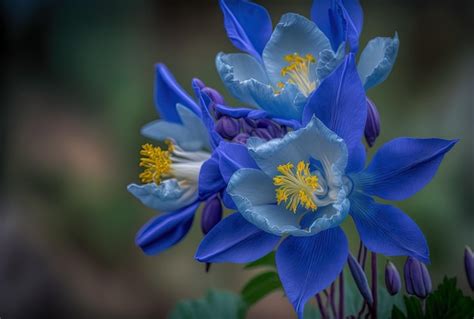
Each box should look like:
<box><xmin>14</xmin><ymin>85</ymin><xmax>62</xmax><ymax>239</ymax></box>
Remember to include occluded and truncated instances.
<box><xmin>253</xmin><ymin>128</ymin><xmax>273</xmax><ymax>140</ymax></box>
<box><xmin>192</xmin><ymin>78</ymin><xmax>206</xmax><ymax>90</ymax></box>
<box><xmin>347</xmin><ymin>253</ymin><xmax>373</xmax><ymax>305</ymax></box>
<box><xmin>201</xmin><ymin>87</ymin><xmax>225</xmax><ymax>106</ymax></box>
<box><xmin>232</xmin><ymin>133</ymin><xmax>250</xmax><ymax>144</ymax></box>
<box><xmin>364</xmin><ymin>98</ymin><xmax>380</xmax><ymax>147</ymax></box>
<box><xmin>215</xmin><ymin>116</ymin><xmax>241</xmax><ymax>139</ymax></box>
<box><xmin>257</xmin><ymin>119</ymin><xmax>285</xmax><ymax>138</ymax></box>
<box><xmin>200</xmin><ymin>195</ymin><xmax>223</xmax><ymax>235</ymax></box>
<box><xmin>465</xmin><ymin>246</ymin><xmax>474</xmax><ymax>290</ymax></box>
<box><xmin>240</xmin><ymin>118</ymin><xmax>257</xmax><ymax>134</ymax></box>
<box><xmin>385</xmin><ymin>261</ymin><xmax>401</xmax><ymax>295</ymax></box>
<box><xmin>404</xmin><ymin>257</ymin><xmax>432</xmax><ymax>299</ymax></box>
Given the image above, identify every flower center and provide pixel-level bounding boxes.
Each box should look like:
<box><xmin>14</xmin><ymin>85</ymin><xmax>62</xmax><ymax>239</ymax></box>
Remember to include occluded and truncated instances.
<box><xmin>273</xmin><ymin>161</ymin><xmax>319</xmax><ymax>213</ymax></box>
<box><xmin>139</xmin><ymin>141</ymin><xmax>173</xmax><ymax>184</ymax></box>
<box><xmin>279</xmin><ymin>53</ymin><xmax>316</xmax><ymax>97</ymax></box>
<box><xmin>138</xmin><ymin>141</ymin><xmax>210</xmax><ymax>185</ymax></box>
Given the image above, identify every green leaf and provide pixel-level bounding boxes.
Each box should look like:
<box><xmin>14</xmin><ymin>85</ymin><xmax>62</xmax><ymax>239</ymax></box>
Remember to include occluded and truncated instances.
<box><xmin>168</xmin><ymin>289</ymin><xmax>247</xmax><ymax>319</ymax></box>
<box><xmin>241</xmin><ymin>271</ymin><xmax>282</xmax><ymax>307</ymax></box>
<box><xmin>403</xmin><ymin>296</ymin><xmax>424</xmax><ymax>319</ymax></box>
<box><xmin>391</xmin><ymin>305</ymin><xmax>407</xmax><ymax>319</ymax></box>
<box><xmin>424</xmin><ymin>277</ymin><xmax>474</xmax><ymax>319</ymax></box>
<box><xmin>244</xmin><ymin>252</ymin><xmax>276</xmax><ymax>270</ymax></box>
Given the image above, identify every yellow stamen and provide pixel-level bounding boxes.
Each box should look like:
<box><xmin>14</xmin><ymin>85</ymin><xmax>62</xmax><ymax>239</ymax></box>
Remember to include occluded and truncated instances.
<box><xmin>280</xmin><ymin>53</ymin><xmax>316</xmax><ymax>97</ymax></box>
<box><xmin>273</xmin><ymin>161</ymin><xmax>319</xmax><ymax>213</ymax></box>
<box><xmin>138</xmin><ymin>141</ymin><xmax>173</xmax><ymax>184</ymax></box>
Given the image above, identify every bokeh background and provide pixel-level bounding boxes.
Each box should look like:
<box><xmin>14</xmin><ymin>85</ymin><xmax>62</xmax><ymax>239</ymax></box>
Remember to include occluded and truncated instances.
<box><xmin>1</xmin><ymin>0</ymin><xmax>473</xmax><ymax>318</ymax></box>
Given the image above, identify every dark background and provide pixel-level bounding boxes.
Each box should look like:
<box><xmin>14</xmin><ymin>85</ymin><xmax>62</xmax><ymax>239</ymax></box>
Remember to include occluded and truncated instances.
<box><xmin>1</xmin><ymin>0</ymin><xmax>473</xmax><ymax>318</ymax></box>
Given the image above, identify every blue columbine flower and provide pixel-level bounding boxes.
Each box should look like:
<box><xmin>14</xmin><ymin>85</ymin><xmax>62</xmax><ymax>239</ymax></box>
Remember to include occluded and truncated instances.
<box><xmin>195</xmin><ymin>55</ymin><xmax>457</xmax><ymax>318</ymax></box>
<box><xmin>216</xmin><ymin>0</ymin><xmax>399</xmax><ymax>122</ymax></box>
<box><xmin>127</xmin><ymin>64</ymin><xmax>216</xmax><ymax>255</ymax></box>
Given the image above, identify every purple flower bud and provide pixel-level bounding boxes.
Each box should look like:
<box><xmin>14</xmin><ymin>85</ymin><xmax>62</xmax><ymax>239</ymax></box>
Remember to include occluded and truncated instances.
<box><xmin>404</xmin><ymin>257</ymin><xmax>432</xmax><ymax>299</ymax></box>
<box><xmin>253</xmin><ymin>128</ymin><xmax>273</xmax><ymax>140</ymax></box>
<box><xmin>465</xmin><ymin>246</ymin><xmax>474</xmax><ymax>290</ymax></box>
<box><xmin>347</xmin><ymin>253</ymin><xmax>373</xmax><ymax>305</ymax></box>
<box><xmin>200</xmin><ymin>195</ymin><xmax>223</xmax><ymax>235</ymax></box>
<box><xmin>385</xmin><ymin>261</ymin><xmax>401</xmax><ymax>295</ymax></box>
<box><xmin>192</xmin><ymin>78</ymin><xmax>206</xmax><ymax>90</ymax></box>
<box><xmin>364</xmin><ymin>98</ymin><xmax>380</xmax><ymax>147</ymax></box>
<box><xmin>232</xmin><ymin>132</ymin><xmax>250</xmax><ymax>144</ymax></box>
<box><xmin>240</xmin><ymin>118</ymin><xmax>257</xmax><ymax>133</ymax></box>
<box><xmin>215</xmin><ymin>116</ymin><xmax>241</xmax><ymax>139</ymax></box>
<box><xmin>202</xmin><ymin>87</ymin><xmax>225</xmax><ymax>106</ymax></box>
<box><xmin>257</xmin><ymin>119</ymin><xmax>285</xmax><ymax>138</ymax></box>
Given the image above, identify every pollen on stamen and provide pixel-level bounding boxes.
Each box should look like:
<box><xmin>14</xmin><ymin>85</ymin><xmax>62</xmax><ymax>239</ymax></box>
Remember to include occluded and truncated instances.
<box><xmin>280</xmin><ymin>53</ymin><xmax>316</xmax><ymax>97</ymax></box>
<box><xmin>273</xmin><ymin>160</ymin><xmax>319</xmax><ymax>213</ymax></box>
<box><xmin>138</xmin><ymin>141</ymin><xmax>173</xmax><ymax>185</ymax></box>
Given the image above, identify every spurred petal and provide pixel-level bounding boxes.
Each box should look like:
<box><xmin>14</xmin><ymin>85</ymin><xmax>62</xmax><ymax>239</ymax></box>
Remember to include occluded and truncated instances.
<box><xmin>199</xmin><ymin>151</ymin><xmax>226</xmax><ymax>200</ymax></box>
<box><xmin>350</xmin><ymin>193</ymin><xmax>429</xmax><ymax>263</ymax></box>
<box><xmin>195</xmin><ymin>212</ymin><xmax>280</xmax><ymax>263</ymax></box>
<box><xmin>136</xmin><ymin>201</ymin><xmax>198</xmax><ymax>255</ymax></box>
<box><xmin>154</xmin><ymin>64</ymin><xmax>200</xmax><ymax>123</ymax></box>
<box><xmin>216</xmin><ymin>142</ymin><xmax>258</xmax><ymax>183</ymax></box>
<box><xmin>303</xmin><ymin>54</ymin><xmax>367</xmax><ymax>173</ymax></box>
<box><xmin>355</xmin><ymin>138</ymin><xmax>457</xmax><ymax>201</ymax></box>
<box><xmin>219</xmin><ymin>0</ymin><xmax>272</xmax><ymax>59</ymax></box>
<box><xmin>276</xmin><ymin>227</ymin><xmax>348</xmax><ymax>318</ymax></box>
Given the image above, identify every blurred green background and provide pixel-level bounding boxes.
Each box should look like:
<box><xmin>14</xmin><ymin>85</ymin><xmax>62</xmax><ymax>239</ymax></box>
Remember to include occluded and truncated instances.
<box><xmin>1</xmin><ymin>0</ymin><xmax>473</xmax><ymax>318</ymax></box>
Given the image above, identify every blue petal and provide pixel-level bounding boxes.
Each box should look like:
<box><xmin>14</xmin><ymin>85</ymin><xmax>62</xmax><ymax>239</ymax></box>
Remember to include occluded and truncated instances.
<box><xmin>316</xmin><ymin>44</ymin><xmax>345</xmax><ymax>81</ymax></box>
<box><xmin>136</xmin><ymin>201</ymin><xmax>198</xmax><ymax>255</ymax></box>
<box><xmin>311</xmin><ymin>0</ymin><xmax>363</xmax><ymax>52</ymax></box>
<box><xmin>154</xmin><ymin>64</ymin><xmax>200</xmax><ymax>123</ymax></box>
<box><xmin>216</xmin><ymin>141</ymin><xmax>258</xmax><ymax>183</ymax></box>
<box><xmin>303</xmin><ymin>54</ymin><xmax>367</xmax><ymax>173</ymax></box>
<box><xmin>195</xmin><ymin>212</ymin><xmax>280</xmax><ymax>263</ymax></box>
<box><xmin>199</xmin><ymin>151</ymin><xmax>226</xmax><ymax>200</ymax></box>
<box><xmin>127</xmin><ymin>180</ymin><xmax>198</xmax><ymax>212</ymax></box>
<box><xmin>216</xmin><ymin>52</ymin><xmax>269</xmax><ymax>106</ymax></box>
<box><xmin>262</xmin><ymin>13</ymin><xmax>331</xmax><ymax>86</ymax></box>
<box><xmin>357</xmin><ymin>33</ymin><xmax>399</xmax><ymax>90</ymax></box>
<box><xmin>350</xmin><ymin>193</ymin><xmax>429</xmax><ymax>263</ymax></box>
<box><xmin>219</xmin><ymin>0</ymin><xmax>272</xmax><ymax>60</ymax></box>
<box><xmin>195</xmin><ymin>82</ymin><xmax>223</xmax><ymax>149</ymax></box>
<box><xmin>276</xmin><ymin>227</ymin><xmax>348</xmax><ymax>318</ymax></box>
<box><xmin>227</xmin><ymin>168</ymin><xmax>303</xmax><ymax>236</ymax></box>
<box><xmin>354</xmin><ymin>138</ymin><xmax>457</xmax><ymax>201</ymax></box>
<box><xmin>141</xmin><ymin>104</ymin><xmax>209</xmax><ymax>152</ymax></box>
<box><xmin>248</xmin><ymin>116</ymin><xmax>347</xmax><ymax>178</ymax></box>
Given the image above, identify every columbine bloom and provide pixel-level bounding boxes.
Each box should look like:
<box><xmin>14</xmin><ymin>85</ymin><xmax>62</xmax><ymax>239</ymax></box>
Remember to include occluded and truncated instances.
<box><xmin>127</xmin><ymin>64</ymin><xmax>214</xmax><ymax>255</ymax></box>
<box><xmin>195</xmin><ymin>55</ymin><xmax>456</xmax><ymax>318</ymax></box>
<box><xmin>216</xmin><ymin>0</ymin><xmax>399</xmax><ymax>122</ymax></box>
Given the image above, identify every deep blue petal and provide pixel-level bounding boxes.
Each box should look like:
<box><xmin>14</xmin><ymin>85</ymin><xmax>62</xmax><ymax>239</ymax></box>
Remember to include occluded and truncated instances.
<box><xmin>195</xmin><ymin>212</ymin><xmax>280</xmax><ymax>263</ymax></box>
<box><xmin>350</xmin><ymin>193</ymin><xmax>429</xmax><ymax>263</ymax></box>
<box><xmin>217</xmin><ymin>141</ymin><xmax>258</xmax><ymax>183</ymax></box>
<box><xmin>311</xmin><ymin>0</ymin><xmax>363</xmax><ymax>51</ymax></box>
<box><xmin>354</xmin><ymin>138</ymin><xmax>457</xmax><ymax>201</ymax></box>
<box><xmin>194</xmin><ymin>81</ymin><xmax>223</xmax><ymax>149</ymax></box>
<box><xmin>219</xmin><ymin>0</ymin><xmax>272</xmax><ymax>60</ymax></box>
<box><xmin>199</xmin><ymin>151</ymin><xmax>226</xmax><ymax>200</ymax></box>
<box><xmin>154</xmin><ymin>64</ymin><xmax>200</xmax><ymax>123</ymax></box>
<box><xmin>303</xmin><ymin>54</ymin><xmax>367</xmax><ymax>173</ymax></box>
<box><xmin>357</xmin><ymin>33</ymin><xmax>399</xmax><ymax>90</ymax></box>
<box><xmin>276</xmin><ymin>227</ymin><xmax>348</xmax><ymax>318</ymax></box>
<box><xmin>136</xmin><ymin>201</ymin><xmax>199</xmax><ymax>255</ymax></box>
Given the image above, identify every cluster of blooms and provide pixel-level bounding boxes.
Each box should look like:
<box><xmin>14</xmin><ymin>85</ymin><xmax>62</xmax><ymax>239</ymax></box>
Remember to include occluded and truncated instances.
<box><xmin>127</xmin><ymin>0</ymin><xmax>457</xmax><ymax>317</ymax></box>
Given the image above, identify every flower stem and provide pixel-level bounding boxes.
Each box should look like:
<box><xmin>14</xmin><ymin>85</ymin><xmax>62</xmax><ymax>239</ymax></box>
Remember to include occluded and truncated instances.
<box><xmin>339</xmin><ymin>271</ymin><xmax>345</xmax><ymax>319</ymax></box>
<box><xmin>316</xmin><ymin>293</ymin><xmax>328</xmax><ymax>319</ymax></box>
<box><xmin>370</xmin><ymin>252</ymin><xmax>378</xmax><ymax>319</ymax></box>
